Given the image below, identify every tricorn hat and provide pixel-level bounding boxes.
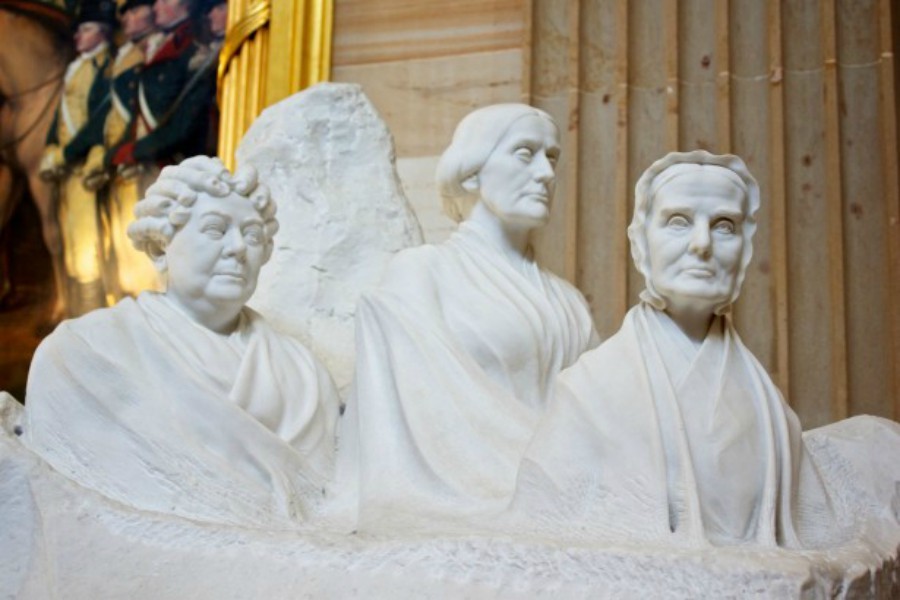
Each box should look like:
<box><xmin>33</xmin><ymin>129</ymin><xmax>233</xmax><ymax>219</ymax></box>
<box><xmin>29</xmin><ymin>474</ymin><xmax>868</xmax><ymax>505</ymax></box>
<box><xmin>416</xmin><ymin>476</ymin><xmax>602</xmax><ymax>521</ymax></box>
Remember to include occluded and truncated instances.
<box><xmin>118</xmin><ymin>0</ymin><xmax>153</xmax><ymax>16</ymax></box>
<box><xmin>198</xmin><ymin>0</ymin><xmax>225</xmax><ymax>14</ymax></box>
<box><xmin>75</xmin><ymin>0</ymin><xmax>117</xmax><ymax>26</ymax></box>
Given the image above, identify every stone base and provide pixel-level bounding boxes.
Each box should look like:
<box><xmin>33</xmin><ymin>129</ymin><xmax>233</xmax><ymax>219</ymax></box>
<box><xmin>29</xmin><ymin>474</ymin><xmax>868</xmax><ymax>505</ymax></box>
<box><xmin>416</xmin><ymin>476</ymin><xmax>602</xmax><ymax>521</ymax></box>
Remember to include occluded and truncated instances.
<box><xmin>2</xmin><ymin>396</ymin><xmax>898</xmax><ymax>599</ymax></box>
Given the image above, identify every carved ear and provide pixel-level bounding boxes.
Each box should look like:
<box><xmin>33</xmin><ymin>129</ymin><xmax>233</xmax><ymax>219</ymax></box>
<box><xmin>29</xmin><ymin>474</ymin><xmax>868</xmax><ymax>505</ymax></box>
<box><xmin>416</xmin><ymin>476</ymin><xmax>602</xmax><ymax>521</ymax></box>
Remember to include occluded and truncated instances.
<box><xmin>461</xmin><ymin>174</ymin><xmax>479</xmax><ymax>194</ymax></box>
<box><xmin>150</xmin><ymin>250</ymin><xmax>168</xmax><ymax>274</ymax></box>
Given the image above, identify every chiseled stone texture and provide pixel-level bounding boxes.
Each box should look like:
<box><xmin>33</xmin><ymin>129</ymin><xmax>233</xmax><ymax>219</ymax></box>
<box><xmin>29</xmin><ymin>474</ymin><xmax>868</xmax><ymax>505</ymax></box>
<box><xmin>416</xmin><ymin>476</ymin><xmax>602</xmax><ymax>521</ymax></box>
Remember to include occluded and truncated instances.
<box><xmin>1</xmin><ymin>393</ymin><xmax>898</xmax><ymax>599</ymax></box>
<box><xmin>236</xmin><ymin>83</ymin><xmax>423</xmax><ymax>395</ymax></box>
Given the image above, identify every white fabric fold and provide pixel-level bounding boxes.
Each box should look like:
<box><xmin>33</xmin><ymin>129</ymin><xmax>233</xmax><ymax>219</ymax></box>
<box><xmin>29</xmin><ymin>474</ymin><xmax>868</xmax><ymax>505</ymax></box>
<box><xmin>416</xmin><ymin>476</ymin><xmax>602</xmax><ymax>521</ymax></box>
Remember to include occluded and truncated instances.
<box><xmin>515</xmin><ymin>303</ymin><xmax>837</xmax><ymax>548</ymax></box>
<box><xmin>340</xmin><ymin>223</ymin><xmax>598</xmax><ymax>529</ymax></box>
<box><xmin>23</xmin><ymin>292</ymin><xmax>340</xmax><ymax>528</ymax></box>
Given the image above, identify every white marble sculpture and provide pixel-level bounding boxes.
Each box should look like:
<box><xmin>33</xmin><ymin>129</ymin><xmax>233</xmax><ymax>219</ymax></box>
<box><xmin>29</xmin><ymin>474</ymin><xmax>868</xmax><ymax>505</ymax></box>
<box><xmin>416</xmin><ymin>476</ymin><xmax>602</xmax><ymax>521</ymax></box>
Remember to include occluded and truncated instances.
<box><xmin>514</xmin><ymin>151</ymin><xmax>847</xmax><ymax>548</ymax></box>
<box><xmin>340</xmin><ymin>104</ymin><xmax>599</xmax><ymax>530</ymax></box>
<box><xmin>21</xmin><ymin>156</ymin><xmax>341</xmax><ymax>528</ymax></box>
<box><xmin>2</xmin><ymin>89</ymin><xmax>900</xmax><ymax>597</ymax></box>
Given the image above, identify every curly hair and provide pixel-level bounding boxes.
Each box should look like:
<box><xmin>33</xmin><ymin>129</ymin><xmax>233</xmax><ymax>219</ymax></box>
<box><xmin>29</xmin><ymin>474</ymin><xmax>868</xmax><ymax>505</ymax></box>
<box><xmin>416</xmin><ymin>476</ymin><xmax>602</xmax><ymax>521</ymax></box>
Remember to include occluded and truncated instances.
<box><xmin>127</xmin><ymin>157</ymin><xmax>278</xmax><ymax>264</ymax></box>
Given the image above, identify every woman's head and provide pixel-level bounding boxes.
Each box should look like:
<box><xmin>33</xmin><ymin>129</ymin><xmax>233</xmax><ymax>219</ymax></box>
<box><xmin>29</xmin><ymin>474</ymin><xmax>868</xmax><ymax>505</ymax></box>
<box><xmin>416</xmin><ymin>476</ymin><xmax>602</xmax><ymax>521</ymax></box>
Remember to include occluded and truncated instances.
<box><xmin>128</xmin><ymin>157</ymin><xmax>277</xmax><ymax>262</ymax></box>
<box><xmin>628</xmin><ymin>150</ymin><xmax>760</xmax><ymax>315</ymax></box>
<box><xmin>128</xmin><ymin>157</ymin><xmax>278</xmax><ymax>312</ymax></box>
<box><xmin>436</xmin><ymin>104</ymin><xmax>559</xmax><ymax>224</ymax></box>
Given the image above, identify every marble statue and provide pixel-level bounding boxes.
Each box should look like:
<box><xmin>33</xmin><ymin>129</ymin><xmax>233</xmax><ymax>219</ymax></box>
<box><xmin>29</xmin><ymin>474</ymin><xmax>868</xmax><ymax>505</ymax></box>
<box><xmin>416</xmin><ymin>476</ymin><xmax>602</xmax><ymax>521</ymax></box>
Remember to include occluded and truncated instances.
<box><xmin>514</xmin><ymin>150</ymin><xmax>839</xmax><ymax>548</ymax></box>
<box><xmin>2</xmin><ymin>88</ymin><xmax>899</xmax><ymax>597</ymax></box>
<box><xmin>340</xmin><ymin>104</ymin><xmax>599</xmax><ymax>529</ymax></box>
<box><xmin>21</xmin><ymin>156</ymin><xmax>341</xmax><ymax>528</ymax></box>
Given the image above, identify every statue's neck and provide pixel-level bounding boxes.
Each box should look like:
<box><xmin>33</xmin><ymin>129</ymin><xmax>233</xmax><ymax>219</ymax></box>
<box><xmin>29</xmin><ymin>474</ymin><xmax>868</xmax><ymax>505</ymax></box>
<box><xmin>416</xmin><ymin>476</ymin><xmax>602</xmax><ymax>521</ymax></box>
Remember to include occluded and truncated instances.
<box><xmin>465</xmin><ymin>202</ymin><xmax>533</xmax><ymax>263</ymax></box>
<box><xmin>664</xmin><ymin>301</ymin><xmax>715</xmax><ymax>348</ymax></box>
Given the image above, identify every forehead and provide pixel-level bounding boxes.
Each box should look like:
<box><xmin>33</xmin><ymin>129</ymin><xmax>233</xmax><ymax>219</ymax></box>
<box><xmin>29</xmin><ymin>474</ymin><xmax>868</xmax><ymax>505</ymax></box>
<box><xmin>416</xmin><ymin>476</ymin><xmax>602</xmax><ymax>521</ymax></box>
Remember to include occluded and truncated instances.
<box><xmin>192</xmin><ymin>191</ymin><xmax>261</xmax><ymax>220</ymax></box>
<box><xmin>650</xmin><ymin>167</ymin><xmax>746</xmax><ymax>213</ymax></box>
<box><xmin>78</xmin><ymin>22</ymin><xmax>102</xmax><ymax>32</ymax></box>
<box><xmin>497</xmin><ymin>115</ymin><xmax>559</xmax><ymax>147</ymax></box>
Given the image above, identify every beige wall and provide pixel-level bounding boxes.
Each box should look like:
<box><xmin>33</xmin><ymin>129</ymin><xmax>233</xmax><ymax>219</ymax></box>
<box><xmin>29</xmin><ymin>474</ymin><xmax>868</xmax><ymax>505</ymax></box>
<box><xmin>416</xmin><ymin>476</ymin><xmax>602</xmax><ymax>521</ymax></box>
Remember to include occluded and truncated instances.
<box><xmin>332</xmin><ymin>0</ymin><xmax>527</xmax><ymax>156</ymax></box>
<box><xmin>332</xmin><ymin>0</ymin><xmax>900</xmax><ymax>428</ymax></box>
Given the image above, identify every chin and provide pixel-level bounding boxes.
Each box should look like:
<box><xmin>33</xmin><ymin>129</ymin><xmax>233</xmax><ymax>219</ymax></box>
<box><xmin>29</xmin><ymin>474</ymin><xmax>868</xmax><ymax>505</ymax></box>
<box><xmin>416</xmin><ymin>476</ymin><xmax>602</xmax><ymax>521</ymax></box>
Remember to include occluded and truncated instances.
<box><xmin>207</xmin><ymin>284</ymin><xmax>252</xmax><ymax>303</ymax></box>
<box><xmin>510</xmin><ymin>210</ymin><xmax>550</xmax><ymax>228</ymax></box>
<box><xmin>659</xmin><ymin>284</ymin><xmax>731</xmax><ymax>308</ymax></box>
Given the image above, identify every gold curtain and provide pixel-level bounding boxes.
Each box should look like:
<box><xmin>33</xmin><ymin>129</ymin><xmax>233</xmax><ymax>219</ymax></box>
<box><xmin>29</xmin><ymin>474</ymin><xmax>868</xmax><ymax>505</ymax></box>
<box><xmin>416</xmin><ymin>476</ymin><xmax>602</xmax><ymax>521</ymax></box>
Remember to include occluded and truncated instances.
<box><xmin>217</xmin><ymin>0</ymin><xmax>334</xmax><ymax>169</ymax></box>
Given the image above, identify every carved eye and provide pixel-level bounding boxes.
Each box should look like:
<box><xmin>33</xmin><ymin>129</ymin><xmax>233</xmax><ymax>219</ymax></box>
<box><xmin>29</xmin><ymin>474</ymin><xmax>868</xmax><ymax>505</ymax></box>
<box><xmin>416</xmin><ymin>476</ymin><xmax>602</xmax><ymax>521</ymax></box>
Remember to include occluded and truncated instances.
<box><xmin>713</xmin><ymin>218</ymin><xmax>736</xmax><ymax>234</ymax></box>
<box><xmin>243</xmin><ymin>226</ymin><xmax>264</xmax><ymax>246</ymax></box>
<box><xmin>514</xmin><ymin>147</ymin><xmax>534</xmax><ymax>162</ymax></box>
<box><xmin>201</xmin><ymin>218</ymin><xmax>227</xmax><ymax>239</ymax></box>
<box><xmin>203</xmin><ymin>226</ymin><xmax>225</xmax><ymax>239</ymax></box>
<box><xmin>666</xmin><ymin>214</ymin><xmax>690</xmax><ymax>229</ymax></box>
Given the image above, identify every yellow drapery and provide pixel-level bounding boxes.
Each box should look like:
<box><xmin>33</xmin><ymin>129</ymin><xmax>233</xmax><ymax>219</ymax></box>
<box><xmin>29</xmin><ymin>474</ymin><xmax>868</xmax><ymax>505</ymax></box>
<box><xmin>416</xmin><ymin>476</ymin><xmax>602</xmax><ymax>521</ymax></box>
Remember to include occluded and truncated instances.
<box><xmin>217</xmin><ymin>0</ymin><xmax>333</xmax><ymax>169</ymax></box>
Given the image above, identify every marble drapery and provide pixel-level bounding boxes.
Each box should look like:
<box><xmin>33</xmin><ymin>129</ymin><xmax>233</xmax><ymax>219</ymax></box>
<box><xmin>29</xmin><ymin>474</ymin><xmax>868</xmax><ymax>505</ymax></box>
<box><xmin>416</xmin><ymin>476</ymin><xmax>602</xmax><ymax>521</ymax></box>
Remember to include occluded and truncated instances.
<box><xmin>341</xmin><ymin>222</ymin><xmax>598</xmax><ymax>529</ymax></box>
<box><xmin>23</xmin><ymin>292</ymin><xmax>340</xmax><ymax>528</ymax></box>
<box><xmin>515</xmin><ymin>303</ymin><xmax>836</xmax><ymax>548</ymax></box>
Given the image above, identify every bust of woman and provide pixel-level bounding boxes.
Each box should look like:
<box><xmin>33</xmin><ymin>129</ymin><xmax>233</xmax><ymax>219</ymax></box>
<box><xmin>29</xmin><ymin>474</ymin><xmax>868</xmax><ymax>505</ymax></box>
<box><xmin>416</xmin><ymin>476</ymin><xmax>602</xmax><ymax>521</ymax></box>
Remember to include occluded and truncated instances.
<box><xmin>22</xmin><ymin>157</ymin><xmax>340</xmax><ymax>528</ymax></box>
<box><xmin>339</xmin><ymin>104</ymin><xmax>598</xmax><ymax>530</ymax></box>
<box><xmin>514</xmin><ymin>150</ymin><xmax>835</xmax><ymax>548</ymax></box>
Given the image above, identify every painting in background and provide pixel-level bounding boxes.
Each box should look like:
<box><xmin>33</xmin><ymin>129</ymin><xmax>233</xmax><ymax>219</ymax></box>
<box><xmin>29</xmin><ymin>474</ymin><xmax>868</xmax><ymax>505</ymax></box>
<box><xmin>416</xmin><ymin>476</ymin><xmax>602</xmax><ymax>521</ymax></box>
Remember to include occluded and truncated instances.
<box><xmin>0</xmin><ymin>0</ymin><xmax>224</xmax><ymax>398</ymax></box>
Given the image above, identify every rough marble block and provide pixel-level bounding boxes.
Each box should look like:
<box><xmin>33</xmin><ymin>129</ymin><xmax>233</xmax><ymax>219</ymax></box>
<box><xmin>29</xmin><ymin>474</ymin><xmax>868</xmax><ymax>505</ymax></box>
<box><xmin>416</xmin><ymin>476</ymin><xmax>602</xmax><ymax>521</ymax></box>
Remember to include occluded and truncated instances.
<box><xmin>237</xmin><ymin>83</ymin><xmax>423</xmax><ymax>395</ymax></box>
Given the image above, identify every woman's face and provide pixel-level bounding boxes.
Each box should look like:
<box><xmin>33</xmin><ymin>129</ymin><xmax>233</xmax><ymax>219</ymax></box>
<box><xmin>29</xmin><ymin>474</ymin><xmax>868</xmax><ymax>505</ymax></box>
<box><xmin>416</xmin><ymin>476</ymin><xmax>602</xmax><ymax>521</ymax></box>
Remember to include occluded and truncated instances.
<box><xmin>164</xmin><ymin>191</ymin><xmax>269</xmax><ymax>315</ymax></box>
<box><xmin>645</xmin><ymin>168</ymin><xmax>746</xmax><ymax>313</ymax></box>
<box><xmin>474</xmin><ymin>115</ymin><xmax>560</xmax><ymax>227</ymax></box>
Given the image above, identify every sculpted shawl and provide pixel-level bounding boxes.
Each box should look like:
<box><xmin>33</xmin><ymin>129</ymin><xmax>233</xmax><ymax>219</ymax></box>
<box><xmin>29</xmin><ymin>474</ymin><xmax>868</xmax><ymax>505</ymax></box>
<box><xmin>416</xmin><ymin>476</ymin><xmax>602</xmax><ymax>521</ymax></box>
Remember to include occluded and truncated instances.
<box><xmin>515</xmin><ymin>303</ymin><xmax>834</xmax><ymax>548</ymax></box>
<box><xmin>342</xmin><ymin>222</ymin><xmax>598</xmax><ymax>528</ymax></box>
<box><xmin>23</xmin><ymin>293</ymin><xmax>340</xmax><ymax>528</ymax></box>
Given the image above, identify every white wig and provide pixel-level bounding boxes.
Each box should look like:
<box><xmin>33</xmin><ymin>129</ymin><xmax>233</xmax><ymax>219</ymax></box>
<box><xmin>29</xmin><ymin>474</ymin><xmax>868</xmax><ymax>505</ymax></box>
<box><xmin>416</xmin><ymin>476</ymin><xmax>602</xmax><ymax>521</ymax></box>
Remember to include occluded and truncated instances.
<box><xmin>628</xmin><ymin>150</ymin><xmax>761</xmax><ymax>314</ymax></box>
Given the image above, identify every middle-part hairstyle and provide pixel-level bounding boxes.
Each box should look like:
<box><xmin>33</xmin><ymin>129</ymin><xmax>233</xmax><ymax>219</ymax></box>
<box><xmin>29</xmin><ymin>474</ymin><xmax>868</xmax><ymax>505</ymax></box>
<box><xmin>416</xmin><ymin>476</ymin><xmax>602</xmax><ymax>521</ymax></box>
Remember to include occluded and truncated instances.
<box><xmin>435</xmin><ymin>103</ymin><xmax>557</xmax><ymax>222</ymax></box>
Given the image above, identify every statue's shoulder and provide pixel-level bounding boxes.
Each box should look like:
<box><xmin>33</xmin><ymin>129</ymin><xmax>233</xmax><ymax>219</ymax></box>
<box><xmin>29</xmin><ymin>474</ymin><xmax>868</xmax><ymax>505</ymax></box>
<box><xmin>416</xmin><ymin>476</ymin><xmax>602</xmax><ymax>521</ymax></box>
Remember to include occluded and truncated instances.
<box><xmin>379</xmin><ymin>243</ymin><xmax>441</xmax><ymax>290</ymax></box>
<box><xmin>43</xmin><ymin>298</ymin><xmax>138</xmax><ymax>346</ymax></box>
<box><xmin>559</xmin><ymin>318</ymin><xmax>639</xmax><ymax>393</ymax></box>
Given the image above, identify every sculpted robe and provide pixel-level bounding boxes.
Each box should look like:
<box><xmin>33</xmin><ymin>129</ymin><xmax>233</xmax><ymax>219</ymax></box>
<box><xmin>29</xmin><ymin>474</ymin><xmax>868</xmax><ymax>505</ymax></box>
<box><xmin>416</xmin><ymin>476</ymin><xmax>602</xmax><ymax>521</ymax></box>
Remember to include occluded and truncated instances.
<box><xmin>515</xmin><ymin>303</ymin><xmax>835</xmax><ymax>548</ymax></box>
<box><xmin>342</xmin><ymin>222</ymin><xmax>598</xmax><ymax>528</ymax></box>
<box><xmin>23</xmin><ymin>292</ymin><xmax>340</xmax><ymax>528</ymax></box>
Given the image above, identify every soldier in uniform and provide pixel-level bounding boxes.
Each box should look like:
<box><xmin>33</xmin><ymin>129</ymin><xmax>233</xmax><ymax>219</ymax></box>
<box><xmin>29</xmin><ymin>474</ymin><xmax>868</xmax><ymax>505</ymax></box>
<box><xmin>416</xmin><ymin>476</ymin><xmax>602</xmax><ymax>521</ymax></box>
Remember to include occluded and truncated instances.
<box><xmin>203</xmin><ymin>0</ymin><xmax>226</xmax><ymax>52</ymax></box>
<box><xmin>82</xmin><ymin>0</ymin><xmax>161</xmax><ymax>301</ymax></box>
<box><xmin>193</xmin><ymin>0</ymin><xmax>226</xmax><ymax>156</ymax></box>
<box><xmin>109</xmin><ymin>0</ymin><xmax>212</xmax><ymax>177</ymax></box>
<box><xmin>39</xmin><ymin>0</ymin><xmax>116</xmax><ymax>316</ymax></box>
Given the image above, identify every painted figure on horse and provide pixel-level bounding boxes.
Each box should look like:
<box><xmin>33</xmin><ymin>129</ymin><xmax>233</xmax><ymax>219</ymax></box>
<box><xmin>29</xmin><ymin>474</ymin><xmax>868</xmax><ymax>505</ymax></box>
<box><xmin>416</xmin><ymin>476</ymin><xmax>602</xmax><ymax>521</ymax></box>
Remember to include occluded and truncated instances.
<box><xmin>0</xmin><ymin>0</ymin><xmax>74</xmax><ymax>320</ymax></box>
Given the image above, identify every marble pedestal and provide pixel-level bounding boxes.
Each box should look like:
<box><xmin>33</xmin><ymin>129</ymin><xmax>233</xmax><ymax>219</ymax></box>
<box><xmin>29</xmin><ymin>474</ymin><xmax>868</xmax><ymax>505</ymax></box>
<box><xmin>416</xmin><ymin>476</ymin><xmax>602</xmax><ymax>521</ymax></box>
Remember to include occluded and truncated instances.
<box><xmin>2</xmin><ymin>395</ymin><xmax>897</xmax><ymax>599</ymax></box>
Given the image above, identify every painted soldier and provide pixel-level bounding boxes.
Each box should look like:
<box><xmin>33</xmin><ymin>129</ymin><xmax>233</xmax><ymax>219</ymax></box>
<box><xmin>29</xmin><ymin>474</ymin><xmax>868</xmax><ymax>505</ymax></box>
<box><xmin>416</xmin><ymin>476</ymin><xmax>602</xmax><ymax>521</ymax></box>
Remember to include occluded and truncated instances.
<box><xmin>109</xmin><ymin>0</ymin><xmax>212</xmax><ymax>176</ymax></box>
<box><xmin>82</xmin><ymin>0</ymin><xmax>161</xmax><ymax>300</ymax></box>
<box><xmin>193</xmin><ymin>0</ymin><xmax>225</xmax><ymax>156</ymax></box>
<box><xmin>202</xmin><ymin>0</ymin><xmax>226</xmax><ymax>53</ymax></box>
<box><xmin>39</xmin><ymin>0</ymin><xmax>115</xmax><ymax>316</ymax></box>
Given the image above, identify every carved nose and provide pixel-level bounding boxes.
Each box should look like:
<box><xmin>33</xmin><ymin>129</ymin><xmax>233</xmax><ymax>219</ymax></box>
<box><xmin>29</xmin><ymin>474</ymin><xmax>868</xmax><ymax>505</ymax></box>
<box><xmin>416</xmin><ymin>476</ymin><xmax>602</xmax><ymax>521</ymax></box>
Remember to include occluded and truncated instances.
<box><xmin>534</xmin><ymin>154</ymin><xmax>555</xmax><ymax>183</ymax></box>
<box><xmin>688</xmin><ymin>222</ymin><xmax>712</xmax><ymax>257</ymax></box>
<box><xmin>224</xmin><ymin>230</ymin><xmax>247</xmax><ymax>259</ymax></box>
